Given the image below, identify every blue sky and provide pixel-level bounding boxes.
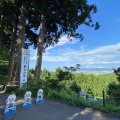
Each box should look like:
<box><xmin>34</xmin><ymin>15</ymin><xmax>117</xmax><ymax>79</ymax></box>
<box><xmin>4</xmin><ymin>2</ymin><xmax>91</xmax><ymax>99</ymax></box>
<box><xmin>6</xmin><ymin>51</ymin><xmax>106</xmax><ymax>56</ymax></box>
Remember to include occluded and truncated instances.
<box><xmin>29</xmin><ymin>0</ymin><xmax>120</xmax><ymax>71</ymax></box>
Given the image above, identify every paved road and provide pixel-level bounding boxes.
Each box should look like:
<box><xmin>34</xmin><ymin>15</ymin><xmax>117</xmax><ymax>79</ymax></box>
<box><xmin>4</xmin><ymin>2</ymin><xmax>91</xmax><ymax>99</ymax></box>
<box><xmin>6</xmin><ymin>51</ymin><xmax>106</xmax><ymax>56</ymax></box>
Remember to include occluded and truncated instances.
<box><xmin>0</xmin><ymin>92</ymin><xmax>120</xmax><ymax>120</ymax></box>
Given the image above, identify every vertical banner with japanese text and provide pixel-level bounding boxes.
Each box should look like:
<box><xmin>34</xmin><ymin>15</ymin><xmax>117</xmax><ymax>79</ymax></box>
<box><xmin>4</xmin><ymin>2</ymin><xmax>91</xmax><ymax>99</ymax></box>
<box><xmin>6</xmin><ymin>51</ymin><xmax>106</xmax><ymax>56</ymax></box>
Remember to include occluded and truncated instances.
<box><xmin>20</xmin><ymin>48</ymin><xmax>30</xmax><ymax>90</ymax></box>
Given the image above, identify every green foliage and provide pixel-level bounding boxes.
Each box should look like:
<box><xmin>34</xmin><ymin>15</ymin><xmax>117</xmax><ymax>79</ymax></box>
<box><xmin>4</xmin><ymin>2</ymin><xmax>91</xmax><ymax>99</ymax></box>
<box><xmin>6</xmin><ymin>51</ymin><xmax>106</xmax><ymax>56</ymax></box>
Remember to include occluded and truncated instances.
<box><xmin>3</xmin><ymin>66</ymin><xmax>120</xmax><ymax>114</ymax></box>
<box><xmin>5</xmin><ymin>85</ymin><xmax>120</xmax><ymax>114</ymax></box>
<box><xmin>114</xmin><ymin>67</ymin><xmax>120</xmax><ymax>83</ymax></box>
<box><xmin>5</xmin><ymin>86</ymin><xmax>20</xmax><ymax>96</ymax></box>
<box><xmin>46</xmin><ymin>89</ymin><xmax>120</xmax><ymax>114</ymax></box>
<box><xmin>47</xmin><ymin>78</ymin><xmax>58</xmax><ymax>90</ymax></box>
<box><xmin>31</xmin><ymin>0</ymin><xmax>100</xmax><ymax>48</ymax></box>
<box><xmin>63</xmin><ymin>64</ymin><xmax>81</xmax><ymax>73</ymax></box>
<box><xmin>0</xmin><ymin>75</ymin><xmax>5</xmax><ymax>84</ymax></box>
<box><xmin>74</xmin><ymin>73</ymin><xmax>104</xmax><ymax>97</ymax></box>
<box><xmin>107</xmin><ymin>82</ymin><xmax>120</xmax><ymax>105</ymax></box>
<box><xmin>5</xmin><ymin>68</ymin><xmax>120</xmax><ymax>114</ymax></box>
<box><xmin>106</xmin><ymin>104</ymin><xmax>120</xmax><ymax>114</ymax></box>
<box><xmin>28</xmin><ymin>69</ymin><xmax>34</xmax><ymax>83</ymax></box>
<box><xmin>27</xmin><ymin>83</ymin><xmax>42</xmax><ymax>97</ymax></box>
<box><xmin>40</xmin><ymin>68</ymin><xmax>50</xmax><ymax>80</ymax></box>
<box><xmin>1</xmin><ymin>0</ymin><xmax>100</xmax><ymax>85</ymax></box>
<box><xmin>60</xmin><ymin>80</ymin><xmax>74</xmax><ymax>90</ymax></box>
<box><xmin>38</xmin><ymin>67</ymin><xmax>119</xmax><ymax>98</ymax></box>
<box><xmin>0</xmin><ymin>46</ymin><xmax>9</xmax><ymax>84</ymax></box>
<box><xmin>97</xmin><ymin>73</ymin><xmax>117</xmax><ymax>83</ymax></box>
<box><xmin>55</xmin><ymin>67</ymin><xmax>66</xmax><ymax>81</ymax></box>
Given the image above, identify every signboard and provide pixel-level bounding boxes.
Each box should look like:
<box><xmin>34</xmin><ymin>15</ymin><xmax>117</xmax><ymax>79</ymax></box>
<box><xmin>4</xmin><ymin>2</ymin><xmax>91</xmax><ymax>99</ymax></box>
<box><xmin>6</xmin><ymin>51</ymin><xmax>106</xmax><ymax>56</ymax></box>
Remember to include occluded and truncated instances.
<box><xmin>4</xmin><ymin>94</ymin><xmax>17</xmax><ymax>116</ymax></box>
<box><xmin>36</xmin><ymin>89</ymin><xmax>44</xmax><ymax>104</ymax></box>
<box><xmin>79</xmin><ymin>91</ymin><xmax>86</xmax><ymax>96</ymax></box>
<box><xmin>23</xmin><ymin>91</ymin><xmax>33</xmax><ymax>108</ymax></box>
<box><xmin>20</xmin><ymin>48</ymin><xmax>30</xmax><ymax>89</ymax></box>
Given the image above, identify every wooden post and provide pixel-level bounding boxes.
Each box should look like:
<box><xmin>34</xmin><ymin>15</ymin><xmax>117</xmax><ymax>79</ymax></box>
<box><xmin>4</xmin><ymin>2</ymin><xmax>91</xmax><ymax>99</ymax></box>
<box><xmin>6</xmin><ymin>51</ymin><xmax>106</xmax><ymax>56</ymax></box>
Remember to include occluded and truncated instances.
<box><xmin>78</xmin><ymin>88</ymin><xmax>80</xmax><ymax>98</ymax></box>
<box><xmin>45</xmin><ymin>81</ymin><xmax>48</xmax><ymax>95</ymax></box>
<box><xmin>102</xmin><ymin>90</ymin><xmax>106</xmax><ymax>107</ymax></box>
<box><xmin>57</xmin><ymin>85</ymin><xmax>60</xmax><ymax>93</ymax></box>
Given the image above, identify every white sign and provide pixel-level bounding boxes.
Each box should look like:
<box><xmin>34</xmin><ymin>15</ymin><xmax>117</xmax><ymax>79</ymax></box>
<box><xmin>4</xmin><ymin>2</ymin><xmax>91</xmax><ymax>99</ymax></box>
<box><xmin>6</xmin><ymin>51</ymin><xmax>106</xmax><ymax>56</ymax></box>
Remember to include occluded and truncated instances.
<box><xmin>20</xmin><ymin>48</ymin><xmax>30</xmax><ymax>85</ymax></box>
<box><xmin>79</xmin><ymin>91</ymin><xmax>86</xmax><ymax>96</ymax></box>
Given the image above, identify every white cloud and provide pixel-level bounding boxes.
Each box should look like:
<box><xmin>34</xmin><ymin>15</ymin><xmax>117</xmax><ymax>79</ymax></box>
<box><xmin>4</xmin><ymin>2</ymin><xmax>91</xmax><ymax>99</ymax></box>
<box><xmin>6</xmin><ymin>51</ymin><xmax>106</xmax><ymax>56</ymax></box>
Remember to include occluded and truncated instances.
<box><xmin>46</xmin><ymin>35</ymin><xmax>77</xmax><ymax>50</ymax></box>
<box><xmin>43</xmin><ymin>56</ymin><xmax>70</xmax><ymax>62</ymax></box>
<box><xmin>82</xmin><ymin>43</ymin><xmax>120</xmax><ymax>55</ymax></box>
<box><xmin>30</xmin><ymin>35</ymin><xmax>77</xmax><ymax>60</ymax></box>
<box><xmin>45</xmin><ymin>43</ymin><xmax>120</xmax><ymax>70</ymax></box>
<box><xmin>29</xmin><ymin>41</ymin><xmax>120</xmax><ymax>70</ymax></box>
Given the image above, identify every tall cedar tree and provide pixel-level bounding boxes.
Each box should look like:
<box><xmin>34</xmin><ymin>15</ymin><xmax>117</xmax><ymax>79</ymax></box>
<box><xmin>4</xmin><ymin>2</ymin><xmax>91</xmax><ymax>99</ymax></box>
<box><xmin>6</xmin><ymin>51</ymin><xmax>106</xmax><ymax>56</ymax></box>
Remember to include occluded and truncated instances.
<box><xmin>30</xmin><ymin>0</ymin><xmax>100</xmax><ymax>83</ymax></box>
<box><xmin>15</xmin><ymin>0</ymin><xmax>26</xmax><ymax>85</ymax></box>
<box><xmin>0</xmin><ymin>0</ymin><xmax>17</xmax><ymax>85</ymax></box>
<box><xmin>5</xmin><ymin>0</ymin><xmax>20</xmax><ymax>85</ymax></box>
<box><xmin>0</xmin><ymin>0</ymin><xmax>15</xmax><ymax>51</ymax></box>
<box><xmin>1</xmin><ymin>0</ymin><xmax>38</xmax><ymax>85</ymax></box>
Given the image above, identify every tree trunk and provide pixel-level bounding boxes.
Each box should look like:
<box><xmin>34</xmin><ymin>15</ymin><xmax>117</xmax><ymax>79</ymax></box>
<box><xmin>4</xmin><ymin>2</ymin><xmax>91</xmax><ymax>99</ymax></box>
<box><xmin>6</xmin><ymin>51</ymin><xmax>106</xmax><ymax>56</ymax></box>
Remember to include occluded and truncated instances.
<box><xmin>34</xmin><ymin>14</ymin><xmax>45</xmax><ymax>84</ymax></box>
<box><xmin>6</xmin><ymin>14</ymin><xmax>18</xmax><ymax>85</ymax></box>
<box><xmin>14</xmin><ymin>1</ymin><xmax>26</xmax><ymax>85</ymax></box>
<box><xmin>0</xmin><ymin>15</ymin><xmax>4</xmax><ymax>54</ymax></box>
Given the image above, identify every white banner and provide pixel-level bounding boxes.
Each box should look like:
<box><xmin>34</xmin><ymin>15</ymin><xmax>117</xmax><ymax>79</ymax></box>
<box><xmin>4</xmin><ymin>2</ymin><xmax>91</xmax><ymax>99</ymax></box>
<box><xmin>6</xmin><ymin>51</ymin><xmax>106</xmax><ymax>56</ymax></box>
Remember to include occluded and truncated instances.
<box><xmin>20</xmin><ymin>48</ymin><xmax>30</xmax><ymax>84</ymax></box>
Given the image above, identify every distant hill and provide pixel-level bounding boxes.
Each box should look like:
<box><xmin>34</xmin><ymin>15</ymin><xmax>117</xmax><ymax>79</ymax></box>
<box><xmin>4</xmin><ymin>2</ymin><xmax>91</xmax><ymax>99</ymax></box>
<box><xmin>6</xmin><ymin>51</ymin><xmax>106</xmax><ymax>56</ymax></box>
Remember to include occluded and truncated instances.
<box><xmin>96</xmin><ymin>72</ymin><xmax>118</xmax><ymax>84</ymax></box>
<box><xmin>78</xmin><ymin>70</ymin><xmax>113</xmax><ymax>75</ymax></box>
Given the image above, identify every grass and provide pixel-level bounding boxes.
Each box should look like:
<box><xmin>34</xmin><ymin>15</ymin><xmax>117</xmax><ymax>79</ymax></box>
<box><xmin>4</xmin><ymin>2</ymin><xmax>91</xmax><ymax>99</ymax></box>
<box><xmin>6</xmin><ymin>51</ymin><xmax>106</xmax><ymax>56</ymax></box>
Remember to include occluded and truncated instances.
<box><xmin>45</xmin><ymin>89</ymin><xmax>120</xmax><ymax>114</ymax></box>
<box><xmin>3</xmin><ymin>84</ymin><xmax>120</xmax><ymax>115</ymax></box>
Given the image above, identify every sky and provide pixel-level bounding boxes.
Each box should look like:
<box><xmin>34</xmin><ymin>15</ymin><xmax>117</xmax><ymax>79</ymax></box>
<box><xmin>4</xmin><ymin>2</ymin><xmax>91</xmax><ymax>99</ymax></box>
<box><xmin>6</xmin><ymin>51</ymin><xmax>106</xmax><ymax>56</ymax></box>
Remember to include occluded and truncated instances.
<box><xmin>29</xmin><ymin>0</ymin><xmax>120</xmax><ymax>71</ymax></box>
